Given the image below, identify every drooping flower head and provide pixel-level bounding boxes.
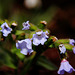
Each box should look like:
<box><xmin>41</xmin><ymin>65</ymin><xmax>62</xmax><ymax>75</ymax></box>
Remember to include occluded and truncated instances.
<box><xmin>0</xmin><ymin>22</ymin><xmax>12</xmax><ymax>37</ymax></box>
<box><xmin>16</xmin><ymin>39</ymin><xmax>33</xmax><ymax>55</ymax></box>
<box><xmin>69</xmin><ymin>39</ymin><xmax>75</xmax><ymax>46</ymax></box>
<box><xmin>58</xmin><ymin>59</ymin><xmax>75</xmax><ymax>75</ymax></box>
<box><xmin>59</xmin><ymin>44</ymin><xmax>66</xmax><ymax>54</ymax></box>
<box><xmin>22</xmin><ymin>21</ymin><xmax>30</xmax><ymax>30</ymax></box>
<box><xmin>32</xmin><ymin>30</ymin><xmax>49</xmax><ymax>46</ymax></box>
<box><xmin>72</xmin><ymin>47</ymin><xmax>75</xmax><ymax>54</ymax></box>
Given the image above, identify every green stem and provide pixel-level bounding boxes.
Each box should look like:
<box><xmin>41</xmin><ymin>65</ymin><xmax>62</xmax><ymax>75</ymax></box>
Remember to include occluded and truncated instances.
<box><xmin>21</xmin><ymin>47</ymin><xmax>44</xmax><ymax>75</ymax></box>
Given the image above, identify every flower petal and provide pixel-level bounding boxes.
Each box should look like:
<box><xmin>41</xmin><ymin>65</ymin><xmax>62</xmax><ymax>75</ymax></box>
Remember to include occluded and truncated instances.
<box><xmin>32</xmin><ymin>31</ymin><xmax>48</xmax><ymax>46</ymax></box>
<box><xmin>20</xmin><ymin>48</ymin><xmax>28</xmax><ymax>55</ymax></box>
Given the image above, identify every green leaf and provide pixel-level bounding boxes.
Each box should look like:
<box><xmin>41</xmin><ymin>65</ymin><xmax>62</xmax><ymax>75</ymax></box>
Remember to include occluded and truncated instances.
<box><xmin>30</xmin><ymin>23</ymin><xmax>38</xmax><ymax>31</ymax></box>
<box><xmin>15</xmin><ymin>30</ymin><xmax>25</xmax><ymax>35</ymax></box>
<box><xmin>0</xmin><ymin>27</ymin><xmax>2</xmax><ymax>30</ymax></box>
<box><xmin>11</xmin><ymin>46</ymin><xmax>25</xmax><ymax>60</ymax></box>
<box><xmin>64</xmin><ymin>44</ymin><xmax>74</xmax><ymax>51</ymax></box>
<box><xmin>0</xmin><ymin>48</ymin><xmax>16</xmax><ymax>69</ymax></box>
<box><xmin>16</xmin><ymin>51</ymin><xmax>25</xmax><ymax>60</ymax></box>
<box><xmin>37</xmin><ymin>56</ymin><xmax>58</xmax><ymax>70</ymax></box>
<box><xmin>29</xmin><ymin>31</ymin><xmax>36</xmax><ymax>38</ymax></box>
<box><xmin>37</xmin><ymin>23</ymin><xmax>45</xmax><ymax>30</ymax></box>
<box><xmin>56</xmin><ymin>39</ymin><xmax>69</xmax><ymax>44</ymax></box>
<box><xmin>0</xmin><ymin>19</ymin><xmax>4</xmax><ymax>25</ymax></box>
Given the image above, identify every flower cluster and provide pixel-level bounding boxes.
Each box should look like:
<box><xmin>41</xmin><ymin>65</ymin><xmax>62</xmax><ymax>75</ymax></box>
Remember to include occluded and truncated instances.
<box><xmin>0</xmin><ymin>19</ymin><xmax>75</xmax><ymax>75</ymax></box>
<box><xmin>15</xmin><ymin>21</ymin><xmax>75</xmax><ymax>75</ymax></box>
<box><xmin>16</xmin><ymin>21</ymin><xmax>49</xmax><ymax>55</ymax></box>
<box><xmin>58</xmin><ymin>43</ymin><xmax>75</xmax><ymax>74</ymax></box>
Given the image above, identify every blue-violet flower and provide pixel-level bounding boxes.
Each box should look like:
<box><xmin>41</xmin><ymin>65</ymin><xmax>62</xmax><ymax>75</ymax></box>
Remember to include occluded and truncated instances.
<box><xmin>0</xmin><ymin>22</ymin><xmax>12</xmax><ymax>37</ymax></box>
<box><xmin>59</xmin><ymin>44</ymin><xmax>66</xmax><ymax>54</ymax></box>
<box><xmin>69</xmin><ymin>39</ymin><xmax>75</xmax><ymax>46</ymax></box>
<box><xmin>16</xmin><ymin>39</ymin><xmax>33</xmax><ymax>55</ymax></box>
<box><xmin>22</xmin><ymin>21</ymin><xmax>30</xmax><ymax>30</ymax></box>
<box><xmin>58</xmin><ymin>59</ymin><xmax>75</xmax><ymax>75</ymax></box>
<box><xmin>32</xmin><ymin>31</ymin><xmax>49</xmax><ymax>46</ymax></box>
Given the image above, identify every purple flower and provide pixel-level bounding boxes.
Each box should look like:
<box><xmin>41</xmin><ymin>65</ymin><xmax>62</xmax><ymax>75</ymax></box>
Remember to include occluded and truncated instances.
<box><xmin>69</xmin><ymin>39</ymin><xmax>75</xmax><ymax>46</ymax></box>
<box><xmin>59</xmin><ymin>44</ymin><xmax>66</xmax><ymax>54</ymax></box>
<box><xmin>32</xmin><ymin>31</ymin><xmax>49</xmax><ymax>46</ymax></box>
<box><xmin>0</xmin><ymin>22</ymin><xmax>12</xmax><ymax>37</ymax></box>
<box><xmin>72</xmin><ymin>47</ymin><xmax>75</xmax><ymax>54</ymax></box>
<box><xmin>16</xmin><ymin>39</ymin><xmax>33</xmax><ymax>55</ymax></box>
<box><xmin>58</xmin><ymin>59</ymin><xmax>75</xmax><ymax>75</ymax></box>
<box><xmin>22</xmin><ymin>21</ymin><xmax>30</xmax><ymax>30</ymax></box>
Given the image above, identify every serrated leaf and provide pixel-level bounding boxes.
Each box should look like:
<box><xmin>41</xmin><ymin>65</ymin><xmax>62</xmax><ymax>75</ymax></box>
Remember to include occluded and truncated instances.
<box><xmin>37</xmin><ymin>56</ymin><xmax>58</xmax><ymax>70</ymax></box>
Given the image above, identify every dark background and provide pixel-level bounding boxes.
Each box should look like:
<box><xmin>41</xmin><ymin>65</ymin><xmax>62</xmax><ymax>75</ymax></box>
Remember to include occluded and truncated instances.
<box><xmin>0</xmin><ymin>0</ymin><xmax>75</xmax><ymax>75</ymax></box>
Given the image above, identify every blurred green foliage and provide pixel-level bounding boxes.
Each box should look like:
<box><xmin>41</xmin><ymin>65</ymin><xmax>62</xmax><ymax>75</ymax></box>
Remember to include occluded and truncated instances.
<box><xmin>37</xmin><ymin>56</ymin><xmax>58</xmax><ymax>70</ymax></box>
